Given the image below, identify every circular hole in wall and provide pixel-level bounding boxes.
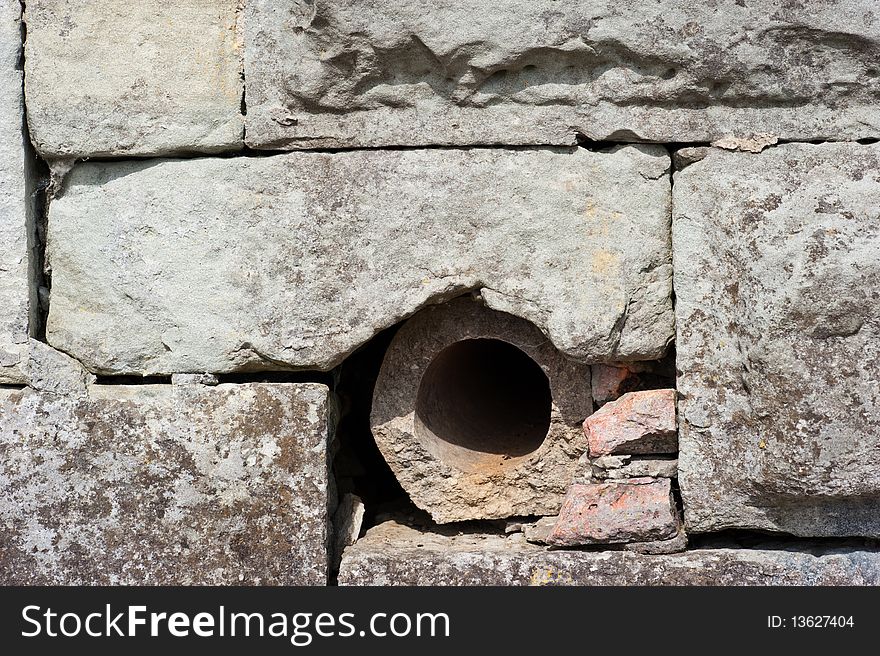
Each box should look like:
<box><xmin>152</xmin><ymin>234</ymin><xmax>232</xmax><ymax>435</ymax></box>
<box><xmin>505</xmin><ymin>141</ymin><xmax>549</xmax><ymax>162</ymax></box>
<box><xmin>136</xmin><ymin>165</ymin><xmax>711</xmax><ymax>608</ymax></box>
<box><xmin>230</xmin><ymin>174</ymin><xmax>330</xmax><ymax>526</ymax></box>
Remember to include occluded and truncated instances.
<box><xmin>414</xmin><ymin>338</ymin><xmax>552</xmax><ymax>472</ymax></box>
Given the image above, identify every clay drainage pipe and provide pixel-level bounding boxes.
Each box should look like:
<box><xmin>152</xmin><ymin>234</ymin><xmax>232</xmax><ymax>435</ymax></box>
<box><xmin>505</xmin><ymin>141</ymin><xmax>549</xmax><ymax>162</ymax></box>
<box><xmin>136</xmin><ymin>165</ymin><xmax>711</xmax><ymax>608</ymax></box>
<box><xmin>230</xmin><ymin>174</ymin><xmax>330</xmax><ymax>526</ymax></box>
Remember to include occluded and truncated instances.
<box><xmin>370</xmin><ymin>297</ymin><xmax>592</xmax><ymax>524</ymax></box>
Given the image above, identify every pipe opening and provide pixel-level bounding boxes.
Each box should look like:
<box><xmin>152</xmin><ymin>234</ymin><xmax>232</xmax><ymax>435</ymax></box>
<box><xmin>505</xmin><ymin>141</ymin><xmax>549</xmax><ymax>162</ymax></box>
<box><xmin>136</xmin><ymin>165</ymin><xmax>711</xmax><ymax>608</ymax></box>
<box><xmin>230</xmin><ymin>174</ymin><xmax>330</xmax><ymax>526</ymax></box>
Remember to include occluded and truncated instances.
<box><xmin>414</xmin><ymin>338</ymin><xmax>552</xmax><ymax>473</ymax></box>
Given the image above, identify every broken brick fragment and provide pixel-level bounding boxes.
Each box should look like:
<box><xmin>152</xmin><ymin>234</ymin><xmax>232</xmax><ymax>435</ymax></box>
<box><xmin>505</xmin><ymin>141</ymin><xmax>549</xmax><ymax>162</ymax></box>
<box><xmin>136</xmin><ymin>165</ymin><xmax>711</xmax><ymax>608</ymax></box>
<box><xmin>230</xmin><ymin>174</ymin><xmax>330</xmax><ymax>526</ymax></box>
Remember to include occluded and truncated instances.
<box><xmin>590</xmin><ymin>360</ymin><xmax>675</xmax><ymax>406</ymax></box>
<box><xmin>547</xmin><ymin>478</ymin><xmax>680</xmax><ymax>546</ymax></box>
<box><xmin>591</xmin><ymin>364</ymin><xmax>639</xmax><ymax>405</ymax></box>
<box><xmin>584</xmin><ymin>388</ymin><xmax>677</xmax><ymax>456</ymax></box>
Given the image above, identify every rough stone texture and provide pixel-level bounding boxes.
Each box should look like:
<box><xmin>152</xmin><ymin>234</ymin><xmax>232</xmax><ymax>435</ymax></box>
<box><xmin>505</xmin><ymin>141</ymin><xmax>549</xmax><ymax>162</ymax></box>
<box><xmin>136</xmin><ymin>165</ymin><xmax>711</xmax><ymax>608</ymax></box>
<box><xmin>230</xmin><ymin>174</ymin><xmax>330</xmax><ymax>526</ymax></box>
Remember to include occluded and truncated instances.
<box><xmin>0</xmin><ymin>383</ymin><xmax>332</xmax><ymax>585</ymax></box>
<box><xmin>371</xmin><ymin>298</ymin><xmax>591</xmax><ymax>524</ymax></box>
<box><xmin>673</xmin><ymin>147</ymin><xmax>711</xmax><ymax>171</ymax></box>
<box><xmin>546</xmin><ymin>478</ymin><xmax>680</xmax><ymax>546</ymax></box>
<box><xmin>585</xmin><ymin>389</ymin><xmax>678</xmax><ymax>456</ymax></box>
<box><xmin>711</xmin><ymin>133</ymin><xmax>778</xmax><ymax>154</ymax></box>
<box><xmin>522</xmin><ymin>516</ymin><xmax>557</xmax><ymax>544</ymax></box>
<box><xmin>674</xmin><ymin>143</ymin><xmax>880</xmax><ymax>537</ymax></box>
<box><xmin>0</xmin><ymin>0</ymin><xmax>34</xmax><ymax>384</ymax></box>
<box><xmin>339</xmin><ymin>522</ymin><xmax>880</xmax><ymax>585</ymax></box>
<box><xmin>622</xmin><ymin>529</ymin><xmax>688</xmax><ymax>555</ymax></box>
<box><xmin>244</xmin><ymin>0</ymin><xmax>880</xmax><ymax>149</ymax></box>
<box><xmin>4</xmin><ymin>337</ymin><xmax>101</xmax><ymax>396</ymax></box>
<box><xmin>331</xmin><ymin>493</ymin><xmax>365</xmax><ymax>568</ymax></box>
<box><xmin>20</xmin><ymin>338</ymin><xmax>95</xmax><ymax>398</ymax></box>
<box><xmin>591</xmin><ymin>455</ymin><xmax>678</xmax><ymax>480</ymax></box>
<box><xmin>46</xmin><ymin>146</ymin><xmax>673</xmax><ymax>375</ymax></box>
<box><xmin>24</xmin><ymin>0</ymin><xmax>244</xmax><ymax>159</ymax></box>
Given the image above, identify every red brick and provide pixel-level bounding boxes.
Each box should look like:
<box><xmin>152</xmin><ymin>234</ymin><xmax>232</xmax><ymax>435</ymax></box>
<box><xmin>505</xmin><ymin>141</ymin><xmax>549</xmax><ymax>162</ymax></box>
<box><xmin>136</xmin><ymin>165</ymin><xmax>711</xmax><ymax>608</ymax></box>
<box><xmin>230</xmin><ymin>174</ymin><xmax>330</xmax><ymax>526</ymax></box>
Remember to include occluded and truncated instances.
<box><xmin>547</xmin><ymin>478</ymin><xmax>680</xmax><ymax>546</ymax></box>
<box><xmin>584</xmin><ymin>388</ymin><xmax>677</xmax><ymax>456</ymax></box>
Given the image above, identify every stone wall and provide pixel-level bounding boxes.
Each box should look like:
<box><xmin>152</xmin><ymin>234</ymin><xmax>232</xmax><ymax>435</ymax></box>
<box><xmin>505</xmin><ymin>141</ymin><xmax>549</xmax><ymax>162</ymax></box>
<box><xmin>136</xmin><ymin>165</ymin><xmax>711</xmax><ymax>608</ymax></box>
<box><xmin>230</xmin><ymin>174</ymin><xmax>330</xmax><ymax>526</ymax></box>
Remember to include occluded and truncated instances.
<box><xmin>1</xmin><ymin>1</ymin><xmax>879</xmax><ymax>585</ymax></box>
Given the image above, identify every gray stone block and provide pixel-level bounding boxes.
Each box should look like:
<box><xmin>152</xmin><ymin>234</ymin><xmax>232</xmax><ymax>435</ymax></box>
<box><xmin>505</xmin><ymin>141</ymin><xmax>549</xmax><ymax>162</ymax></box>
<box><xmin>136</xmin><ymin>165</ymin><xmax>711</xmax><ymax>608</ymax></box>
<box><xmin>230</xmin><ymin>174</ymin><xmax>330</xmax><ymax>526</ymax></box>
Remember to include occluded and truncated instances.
<box><xmin>338</xmin><ymin>522</ymin><xmax>880</xmax><ymax>585</ymax></box>
<box><xmin>244</xmin><ymin>0</ymin><xmax>880</xmax><ymax>149</ymax></box>
<box><xmin>24</xmin><ymin>0</ymin><xmax>244</xmax><ymax>158</ymax></box>
<box><xmin>0</xmin><ymin>383</ymin><xmax>332</xmax><ymax>585</ymax></box>
<box><xmin>674</xmin><ymin>143</ymin><xmax>880</xmax><ymax>537</ymax></box>
<box><xmin>46</xmin><ymin>146</ymin><xmax>673</xmax><ymax>375</ymax></box>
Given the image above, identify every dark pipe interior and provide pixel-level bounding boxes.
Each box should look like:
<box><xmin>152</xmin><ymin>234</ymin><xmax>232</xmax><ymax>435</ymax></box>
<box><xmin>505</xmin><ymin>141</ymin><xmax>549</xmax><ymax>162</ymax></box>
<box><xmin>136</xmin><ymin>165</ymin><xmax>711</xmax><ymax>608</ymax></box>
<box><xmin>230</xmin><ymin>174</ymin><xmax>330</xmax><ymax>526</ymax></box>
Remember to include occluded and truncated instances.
<box><xmin>415</xmin><ymin>339</ymin><xmax>551</xmax><ymax>471</ymax></box>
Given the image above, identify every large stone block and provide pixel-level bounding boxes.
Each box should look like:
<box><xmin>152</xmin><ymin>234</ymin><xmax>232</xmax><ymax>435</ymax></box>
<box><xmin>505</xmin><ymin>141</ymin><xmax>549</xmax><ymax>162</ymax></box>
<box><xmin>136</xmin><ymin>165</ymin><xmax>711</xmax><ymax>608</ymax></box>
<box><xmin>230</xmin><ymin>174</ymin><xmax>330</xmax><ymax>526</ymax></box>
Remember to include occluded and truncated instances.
<box><xmin>338</xmin><ymin>522</ymin><xmax>880</xmax><ymax>585</ymax></box>
<box><xmin>0</xmin><ymin>0</ymin><xmax>34</xmax><ymax>384</ymax></box>
<box><xmin>24</xmin><ymin>0</ymin><xmax>243</xmax><ymax>159</ymax></box>
<box><xmin>674</xmin><ymin>143</ymin><xmax>880</xmax><ymax>537</ymax></box>
<box><xmin>46</xmin><ymin>146</ymin><xmax>673</xmax><ymax>375</ymax></box>
<box><xmin>371</xmin><ymin>298</ymin><xmax>592</xmax><ymax>524</ymax></box>
<box><xmin>0</xmin><ymin>383</ymin><xmax>332</xmax><ymax>585</ymax></box>
<box><xmin>244</xmin><ymin>0</ymin><xmax>880</xmax><ymax>149</ymax></box>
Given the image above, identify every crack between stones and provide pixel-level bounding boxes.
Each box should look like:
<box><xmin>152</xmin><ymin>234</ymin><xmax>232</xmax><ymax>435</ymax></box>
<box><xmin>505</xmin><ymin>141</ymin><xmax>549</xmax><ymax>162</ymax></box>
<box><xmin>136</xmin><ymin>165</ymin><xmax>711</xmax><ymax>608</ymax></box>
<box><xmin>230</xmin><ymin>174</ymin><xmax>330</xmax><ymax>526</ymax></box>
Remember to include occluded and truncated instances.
<box><xmin>235</xmin><ymin>0</ymin><xmax>247</xmax><ymax>142</ymax></box>
<box><xmin>31</xmin><ymin>339</ymin><xmax>335</xmax><ymax>388</ymax></box>
<box><xmin>17</xmin><ymin>0</ymin><xmax>51</xmax><ymax>344</ymax></box>
<box><xmin>66</xmin><ymin>142</ymin><xmax>582</xmax><ymax>165</ymax></box>
<box><xmin>33</xmin><ymin>138</ymin><xmax>880</xmax><ymax>173</ymax></box>
<box><xmin>15</xmin><ymin>1</ymin><xmax>24</xmax><ymax>72</ymax></box>
<box><xmin>361</xmin><ymin>516</ymin><xmax>880</xmax><ymax>557</ymax></box>
<box><xmin>87</xmin><ymin>371</ymin><xmax>335</xmax><ymax>387</ymax></box>
<box><xmin>663</xmin><ymin>144</ymin><xmax>678</xmax><ymax>328</ymax></box>
<box><xmin>213</xmin><ymin>370</ymin><xmax>334</xmax><ymax>386</ymax></box>
<box><xmin>689</xmin><ymin>529</ymin><xmax>880</xmax><ymax>554</ymax></box>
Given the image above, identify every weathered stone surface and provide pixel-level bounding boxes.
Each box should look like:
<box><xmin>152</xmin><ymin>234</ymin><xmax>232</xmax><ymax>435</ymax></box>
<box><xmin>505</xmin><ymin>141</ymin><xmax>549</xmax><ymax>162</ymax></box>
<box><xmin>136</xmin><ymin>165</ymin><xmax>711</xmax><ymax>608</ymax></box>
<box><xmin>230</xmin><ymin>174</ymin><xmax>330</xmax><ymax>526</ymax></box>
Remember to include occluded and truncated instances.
<box><xmin>674</xmin><ymin>143</ymin><xmax>880</xmax><ymax>537</ymax></box>
<box><xmin>24</xmin><ymin>0</ymin><xmax>243</xmax><ymax>158</ymax></box>
<box><xmin>0</xmin><ymin>383</ymin><xmax>331</xmax><ymax>585</ymax></box>
<box><xmin>546</xmin><ymin>478</ymin><xmax>680</xmax><ymax>546</ymax></box>
<box><xmin>244</xmin><ymin>0</ymin><xmax>880</xmax><ymax>149</ymax></box>
<box><xmin>46</xmin><ymin>146</ymin><xmax>673</xmax><ymax>375</ymax></box>
<box><xmin>711</xmin><ymin>133</ymin><xmax>778</xmax><ymax>154</ymax></box>
<box><xmin>4</xmin><ymin>337</ymin><xmax>98</xmax><ymax>394</ymax></box>
<box><xmin>591</xmin><ymin>455</ymin><xmax>678</xmax><ymax>480</ymax></box>
<box><xmin>339</xmin><ymin>521</ymin><xmax>880</xmax><ymax>585</ymax></box>
<box><xmin>585</xmin><ymin>389</ymin><xmax>677</xmax><ymax>456</ymax></box>
<box><xmin>20</xmin><ymin>338</ymin><xmax>95</xmax><ymax>397</ymax></box>
<box><xmin>673</xmin><ymin>147</ymin><xmax>710</xmax><ymax>171</ymax></box>
<box><xmin>622</xmin><ymin>529</ymin><xmax>688</xmax><ymax>555</ymax></box>
<box><xmin>372</xmin><ymin>298</ymin><xmax>591</xmax><ymax>524</ymax></box>
<box><xmin>522</xmin><ymin>516</ymin><xmax>558</xmax><ymax>545</ymax></box>
<box><xmin>331</xmin><ymin>493</ymin><xmax>365</xmax><ymax>568</ymax></box>
<box><xmin>0</xmin><ymin>0</ymin><xmax>34</xmax><ymax>384</ymax></box>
